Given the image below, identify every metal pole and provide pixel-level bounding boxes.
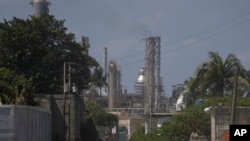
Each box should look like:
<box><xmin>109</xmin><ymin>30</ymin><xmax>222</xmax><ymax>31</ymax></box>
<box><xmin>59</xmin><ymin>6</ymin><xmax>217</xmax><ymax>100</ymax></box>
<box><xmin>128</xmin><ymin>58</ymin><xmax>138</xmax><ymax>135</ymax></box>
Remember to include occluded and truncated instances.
<box><xmin>149</xmin><ymin>108</ymin><xmax>152</xmax><ymax>133</ymax></box>
<box><xmin>63</xmin><ymin>62</ymin><xmax>66</xmax><ymax>141</ymax></box>
<box><xmin>68</xmin><ymin>64</ymin><xmax>71</xmax><ymax>141</ymax></box>
<box><xmin>230</xmin><ymin>67</ymin><xmax>238</xmax><ymax>125</ymax></box>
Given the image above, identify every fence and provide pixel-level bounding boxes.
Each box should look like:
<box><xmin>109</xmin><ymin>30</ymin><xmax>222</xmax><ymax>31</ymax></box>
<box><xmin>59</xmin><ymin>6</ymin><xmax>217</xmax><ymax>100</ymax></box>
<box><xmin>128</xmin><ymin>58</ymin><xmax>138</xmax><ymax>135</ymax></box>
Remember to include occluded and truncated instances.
<box><xmin>0</xmin><ymin>105</ymin><xmax>51</xmax><ymax>141</ymax></box>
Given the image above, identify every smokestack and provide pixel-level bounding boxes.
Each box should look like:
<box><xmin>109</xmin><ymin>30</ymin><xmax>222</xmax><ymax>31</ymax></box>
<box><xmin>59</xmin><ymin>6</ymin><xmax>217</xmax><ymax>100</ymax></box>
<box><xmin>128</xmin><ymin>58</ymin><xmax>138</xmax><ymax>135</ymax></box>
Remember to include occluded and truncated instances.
<box><xmin>81</xmin><ymin>36</ymin><xmax>90</xmax><ymax>55</ymax></box>
<box><xmin>144</xmin><ymin>36</ymin><xmax>161</xmax><ymax>112</ymax></box>
<box><xmin>145</xmin><ymin>37</ymin><xmax>155</xmax><ymax>112</ymax></box>
<box><xmin>30</xmin><ymin>0</ymin><xmax>50</xmax><ymax>17</ymax></box>
<box><xmin>154</xmin><ymin>36</ymin><xmax>161</xmax><ymax>112</ymax></box>
<box><xmin>144</xmin><ymin>37</ymin><xmax>155</xmax><ymax>134</ymax></box>
<box><xmin>144</xmin><ymin>36</ymin><xmax>161</xmax><ymax>133</ymax></box>
<box><xmin>108</xmin><ymin>60</ymin><xmax>117</xmax><ymax>109</ymax></box>
<box><xmin>103</xmin><ymin>47</ymin><xmax>108</xmax><ymax>92</ymax></box>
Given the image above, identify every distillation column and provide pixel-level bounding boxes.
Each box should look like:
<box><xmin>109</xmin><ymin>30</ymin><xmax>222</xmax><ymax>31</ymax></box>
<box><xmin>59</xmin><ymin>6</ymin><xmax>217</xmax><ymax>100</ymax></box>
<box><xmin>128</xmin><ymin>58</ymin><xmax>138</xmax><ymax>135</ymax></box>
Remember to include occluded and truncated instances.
<box><xmin>116</xmin><ymin>67</ymin><xmax>121</xmax><ymax>107</ymax></box>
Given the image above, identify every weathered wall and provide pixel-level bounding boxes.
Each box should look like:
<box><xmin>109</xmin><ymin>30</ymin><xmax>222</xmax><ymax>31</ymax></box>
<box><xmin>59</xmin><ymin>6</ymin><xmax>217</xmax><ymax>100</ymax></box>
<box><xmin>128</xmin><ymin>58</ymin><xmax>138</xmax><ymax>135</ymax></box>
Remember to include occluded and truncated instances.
<box><xmin>35</xmin><ymin>94</ymin><xmax>84</xmax><ymax>141</ymax></box>
<box><xmin>0</xmin><ymin>105</ymin><xmax>51</xmax><ymax>141</ymax></box>
<box><xmin>211</xmin><ymin>107</ymin><xmax>250</xmax><ymax>141</ymax></box>
<box><xmin>189</xmin><ymin>133</ymin><xmax>209</xmax><ymax>141</ymax></box>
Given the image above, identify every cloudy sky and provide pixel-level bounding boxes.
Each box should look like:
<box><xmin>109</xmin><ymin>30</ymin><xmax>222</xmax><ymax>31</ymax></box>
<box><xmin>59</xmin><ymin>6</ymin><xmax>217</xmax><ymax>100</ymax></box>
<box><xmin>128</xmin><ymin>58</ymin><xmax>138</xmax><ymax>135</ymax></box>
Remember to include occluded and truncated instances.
<box><xmin>1</xmin><ymin>0</ymin><xmax>250</xmax><ymax>97</ymax></box>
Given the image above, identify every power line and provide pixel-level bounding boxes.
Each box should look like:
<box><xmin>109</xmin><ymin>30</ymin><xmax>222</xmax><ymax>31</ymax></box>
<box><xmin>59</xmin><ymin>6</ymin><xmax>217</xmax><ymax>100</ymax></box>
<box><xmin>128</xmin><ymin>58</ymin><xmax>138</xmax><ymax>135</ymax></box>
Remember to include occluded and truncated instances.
<box><xmin>114</xmin><ymin>11</ymin><xmax>250</xmax><ymax>65</ymax></box>
<box><xmin>161</xmin><ymin>11</ymin><xmax>250</xmax><ymax>48</ymax></box>
<box><xmin>163</xmin><ymin>18</ymin><xmax>250</xmax><ymax>54</ymax></box>
<box><xmin>120</xmin><ymin>13</ymin><xmax>250</xmax><ymax>67</ymax></box>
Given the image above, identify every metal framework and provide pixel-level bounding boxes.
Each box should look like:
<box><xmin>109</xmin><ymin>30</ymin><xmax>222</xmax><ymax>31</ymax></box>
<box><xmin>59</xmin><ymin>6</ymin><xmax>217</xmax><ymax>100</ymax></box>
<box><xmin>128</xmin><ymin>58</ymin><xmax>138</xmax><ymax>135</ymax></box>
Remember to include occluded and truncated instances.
<box><xmin>154</xmin><ymin>36</ymin><xmax>161</xmax><ymax>112</ymax></box>
<box><xmin>144</xmin><ymin>36</ymin><xmax>162</xmax><ymax>133</ymax></box>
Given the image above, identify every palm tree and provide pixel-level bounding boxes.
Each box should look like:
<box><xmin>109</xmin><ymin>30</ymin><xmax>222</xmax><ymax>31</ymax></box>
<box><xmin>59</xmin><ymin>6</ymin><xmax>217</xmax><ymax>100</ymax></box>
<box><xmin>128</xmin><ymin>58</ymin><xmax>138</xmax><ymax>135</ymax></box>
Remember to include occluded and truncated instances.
<box><xmin>188</xmin><ymin>51</ymin><xmax>248</xmax><ymax>97</ymax></box>
<box><xmin>90</xmin><ymin>66</ymin><xmax>107</xmax><ymax>106</ymax></box>
<box><xmin>241</xmin><ymin>70</ymin><xmax>250</xmax><ymax>97</ymax></box>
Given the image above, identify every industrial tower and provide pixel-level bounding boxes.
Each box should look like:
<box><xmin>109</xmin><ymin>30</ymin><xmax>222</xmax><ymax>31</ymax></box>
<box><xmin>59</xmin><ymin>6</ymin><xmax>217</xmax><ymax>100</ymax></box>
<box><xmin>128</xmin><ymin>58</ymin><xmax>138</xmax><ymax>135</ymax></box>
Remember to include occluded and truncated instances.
<box><xmin>103</xmin><ymin>47</ymin><xmax>108</xmax><ymax>93</ymax></box>
<box><xmin>30</xmin><ymin>0</ymin><xmax>50</xmax><ymax>17</ymax></box>
<box><xmin>145</xmin><ymin>36</ymin><xmax>162</xmax><ymax>112</ymax></box>
<box><xmin>144</xmin><ymin>36</ymin><xmax>162</xmax><ymax>133</ymax></box>
<box><xmin>108</xmin><ymin>60</ymin><xmax>122</xmax><ymax>109</ymax></box>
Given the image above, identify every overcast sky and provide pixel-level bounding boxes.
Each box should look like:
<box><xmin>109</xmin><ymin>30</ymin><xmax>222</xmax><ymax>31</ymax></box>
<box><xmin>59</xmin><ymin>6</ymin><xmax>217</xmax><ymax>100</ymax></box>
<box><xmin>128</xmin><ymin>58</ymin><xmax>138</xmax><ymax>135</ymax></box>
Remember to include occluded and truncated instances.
<box><xmin>1</xmin><ymin>0</ymin><xmax>250</xmax><ymax>97</ymax></box>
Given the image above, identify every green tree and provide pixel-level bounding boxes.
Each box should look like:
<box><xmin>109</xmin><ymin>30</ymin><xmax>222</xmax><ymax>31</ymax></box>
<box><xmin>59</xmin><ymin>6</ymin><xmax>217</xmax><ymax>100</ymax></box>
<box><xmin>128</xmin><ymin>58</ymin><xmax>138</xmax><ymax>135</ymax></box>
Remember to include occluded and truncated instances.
<box><xmin>130</xmin><ymin>97</ymin><xmax>250</xmax><ymax>141</ymax></box>
<box><xmin>130</xmin><ymin>105</ymin><xmax>210</xmax><ymax>141</ymax></box>
<box><xmin>84</xmin><ymin>103</ymin><xmax>118</xmax><ymax>140</ymax></box>
<box><xmin>0</xmin><ymin>67</ymin><xmax>35</xmax><ymax>105</ymax></box>
<box><xmin>188</xmin><ymin>51</ymin><xmax>248</xmax><ymax>97</ymax></box>
<box><xmin>160</xmin><ymin>106</ymin><xmax>210</xmax><ymax>141</ymax></box>
<box><xmin>242</xmin><ymin>70</ymin><xmax>250</xmax><ymax>97</ymax></box>
<box><xmin>80</xmin><ymin>118</ymin><xmax>101</xmax><ymax>141</ymax></box>
<box><xmin>129</xmin><ymin>122</ymin><xmax>146</xmax><ymax>141</ymax></box>
<box><xmin>89</xmin><ymin>67</ymin><xmax>107</xmax><ymax>106</ymax></box>
<box><xmin>85</xmin><ymin>103</ymin><xmax>117</xmax><ymax>127</ymax></box>
<box><xmin>0</xmin><ymin>15</ymin><xmax>97</xmax><ymax>94</ymax></box>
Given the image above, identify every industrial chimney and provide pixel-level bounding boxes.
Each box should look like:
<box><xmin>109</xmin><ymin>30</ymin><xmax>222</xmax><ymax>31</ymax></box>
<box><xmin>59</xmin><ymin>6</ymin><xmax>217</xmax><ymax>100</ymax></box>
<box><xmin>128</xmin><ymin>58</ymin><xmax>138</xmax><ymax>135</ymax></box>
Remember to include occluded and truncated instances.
<box><xmin>108</xmin><ymin>60</ymin><xmax>117</xmax><ymax>109</ymax></box>
<box><xmin>103</xmin><ymin>47</ymin><xmax>108</xmax><ymax>93</ymax></box>
<box><xmin>30</xmin><ymin>0</ymin><xmax>50</xmax><ymax>17</ymax></box>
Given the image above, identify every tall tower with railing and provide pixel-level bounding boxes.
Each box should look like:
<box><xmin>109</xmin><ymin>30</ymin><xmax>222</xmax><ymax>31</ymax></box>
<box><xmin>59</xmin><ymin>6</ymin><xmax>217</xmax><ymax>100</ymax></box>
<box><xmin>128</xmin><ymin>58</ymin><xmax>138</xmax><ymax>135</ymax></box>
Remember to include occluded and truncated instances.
<box><xmin>144</xmin><ymin>36</ymin><xmax>162</xmax><ymax>133</ymax></box>
<box><xmin>154</xmin><ymin>36</ymin><xmax>161</xmax><ymax>112</ymax></box>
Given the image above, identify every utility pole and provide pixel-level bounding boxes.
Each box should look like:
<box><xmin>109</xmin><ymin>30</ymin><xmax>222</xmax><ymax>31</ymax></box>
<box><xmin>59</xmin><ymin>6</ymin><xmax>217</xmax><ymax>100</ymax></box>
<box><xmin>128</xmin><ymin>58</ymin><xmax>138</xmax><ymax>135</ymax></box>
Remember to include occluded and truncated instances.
<box><xmin>230</xmin><ymin>67</ymin><xmax>238</xmax><ymax>125</ymax></box>
<box><xmin>63</xmin><ymin>62</ymin><xmax>82</xmax><ymax>141</ymax></box>
<box><xmin>63</xmin><ymin>62</ymin><xmax>71</xmax><ymax>141</ymax></box>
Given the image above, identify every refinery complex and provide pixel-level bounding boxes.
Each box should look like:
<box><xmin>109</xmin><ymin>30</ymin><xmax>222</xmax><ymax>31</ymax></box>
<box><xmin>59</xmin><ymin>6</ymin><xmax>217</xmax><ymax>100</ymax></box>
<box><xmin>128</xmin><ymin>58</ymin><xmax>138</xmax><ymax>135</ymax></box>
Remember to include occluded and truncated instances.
<box><xmin>2</xmin><ymin>1</ymin><xmax>250</xmax><ymax>141</ymax></box>
<box><xmin>29</xmin><ymin>0</ymin><xmax>172</xmax><ymax>111</ymax></box>
<box><xmin>14</xmin><ymin>1</ymin><xmax>184</xmax><ymax>140</ymax></box>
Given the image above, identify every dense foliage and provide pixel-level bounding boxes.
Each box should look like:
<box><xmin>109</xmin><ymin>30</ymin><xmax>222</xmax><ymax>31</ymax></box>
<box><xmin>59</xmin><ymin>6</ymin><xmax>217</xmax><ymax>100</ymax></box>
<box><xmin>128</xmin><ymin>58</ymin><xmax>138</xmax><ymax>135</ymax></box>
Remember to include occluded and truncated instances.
<box><xmin>85</xmin><ymin>103</ymin><xmax>118</xmax><ymax>127</ymax></box>
<box><xmin>83</xmin><ymin>103</ymin><xmax>118</xmax><ymax>140</ymax></box>
<box><xmin>0</xmin><ymin>67</ymin><xmax>35</xmax><ymax>105</ymax></box>
<box><xmin>130</xmin><ymin>104</ymin><xmax>210</xmax><ymax>141</ymax></box>
<box><xmin>188</xmin><ymin>51</ymin><xmax>249</xmax><ymax>97</ymax></box>
<box><xmin>203</xmin><ymin>97</ymin><xmax>250</xmax><ymax>107</ymax></box>
<box><xmin>0</xmin><ymin>15</ymin><xmax>97</xmax><ymax>104</ymax></box>
<box><xmin>89</xmin><ymin>67</ymin><xmax>107</xmax><ymax>106</ymax></box>
<box><xmin>129</xmin><ymin>123</ymin><xmax>146</xmax><ymax>141</ymax></box>
<box><xmin>131</xmin><ymin>51</ymin><xmax>250</xmax><ymax>141</ymax></box>
<box><xmin>80</xmin><ymin>117</ymin><xmax>101</xmax><ymax>141</ymax></box>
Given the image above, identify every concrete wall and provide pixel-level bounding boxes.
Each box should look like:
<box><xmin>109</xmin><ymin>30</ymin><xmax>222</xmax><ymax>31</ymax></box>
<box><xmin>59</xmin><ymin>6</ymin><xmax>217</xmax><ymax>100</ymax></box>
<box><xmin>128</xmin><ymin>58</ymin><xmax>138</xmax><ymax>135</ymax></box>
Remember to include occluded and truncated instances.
<box><xmin>211</xmin><ymin>107</ymin><xmax>250</xmax><ymax>141</ymax></box>
<box><xmin>189</xmin><ymin>133</ymin><xmax>209</xmax><ymax>141</ymax></box>
<box><xmin>0</xmin><ymin>105</ymin><xmax>51</xmax><ymax>141</ymax></box>
<box><xmin>118</xmin><ymin>117</ymin><xmax>144</xmax><ymax>140</ymax></box>
<box><xmin>35</xmin><ymin>94</ymin><xmax>84</xmax><ymax>141</ymax></box>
